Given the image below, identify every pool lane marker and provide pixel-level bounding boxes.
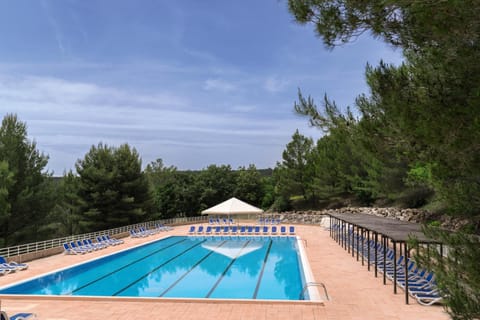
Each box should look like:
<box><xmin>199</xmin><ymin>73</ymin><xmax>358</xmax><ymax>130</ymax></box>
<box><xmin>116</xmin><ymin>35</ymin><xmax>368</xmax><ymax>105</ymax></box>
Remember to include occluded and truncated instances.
<box><xmin>205</xmin><ymin>240</ymin><xmax>252</xmax><ymax>298</ymax></box>
<box><xmin>252</xmin><ymin>239</ymin><xmax>273</xmax><ymax>299</ymax></box>
<box><xmin>113</xmin><ymin>239</ymin><xmax>208</xmax><ymax>296</ymax></box>
<box><xmin>67</xmin><ymin>237</ymin><xmax>187</xmax><ymax>295</ymax></box>
<box><xmin>157</xmin><ymin>240</ymin><xmax>229</xmax><ymax>297</ymax></box>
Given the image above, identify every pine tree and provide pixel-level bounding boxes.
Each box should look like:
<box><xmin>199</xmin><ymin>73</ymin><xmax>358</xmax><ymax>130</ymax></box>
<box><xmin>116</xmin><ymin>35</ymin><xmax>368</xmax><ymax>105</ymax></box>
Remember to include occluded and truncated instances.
<box><xmin>0</xmin><ymin>114</ymin><xmax>54</xmax><ymax>245</ymax></box>
<box><xmin>76</xmin><ymin>143</ymin><xmax>152</xmax><ymax>232</ymax></box>
<box><xmin>234</xmin><ymin>164</ymin><xmax>264</xmax><ymax>207</ymax></box>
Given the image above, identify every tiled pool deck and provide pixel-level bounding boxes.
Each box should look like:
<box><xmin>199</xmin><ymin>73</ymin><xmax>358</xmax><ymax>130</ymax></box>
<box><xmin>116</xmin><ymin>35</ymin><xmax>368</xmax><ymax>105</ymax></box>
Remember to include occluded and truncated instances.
<box><xmin>0</xmin><ymin>224</ymin><xmax>449</xmax><ymax>320</ymax></box>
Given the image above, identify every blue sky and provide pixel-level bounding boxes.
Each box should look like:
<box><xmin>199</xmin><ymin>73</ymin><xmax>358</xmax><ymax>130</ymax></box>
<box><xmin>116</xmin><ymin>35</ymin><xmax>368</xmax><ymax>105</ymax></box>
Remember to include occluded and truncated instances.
<box><xmin>0</xmin><ymin>0</ymin><xmax>403</xmax><ymax>175</ymax></box>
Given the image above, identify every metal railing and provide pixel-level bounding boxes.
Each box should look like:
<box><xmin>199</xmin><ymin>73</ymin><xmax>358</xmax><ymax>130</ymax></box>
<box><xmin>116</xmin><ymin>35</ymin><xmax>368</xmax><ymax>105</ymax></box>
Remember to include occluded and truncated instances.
<box><xmin>299</xmin><ymin>282</ymin><xmax>330</xmax><ymax>301</ymax></box>
<box><xmin>0</xmin><ymin>215</ymin><xmax>207</xmax><ymax>258</ymax></box>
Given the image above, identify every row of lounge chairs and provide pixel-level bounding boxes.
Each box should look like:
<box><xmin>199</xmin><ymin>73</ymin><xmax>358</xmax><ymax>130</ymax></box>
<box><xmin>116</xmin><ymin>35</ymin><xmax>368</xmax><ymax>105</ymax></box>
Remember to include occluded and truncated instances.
<box><xmin>188</xmin><ymin>225</ymin><xmax>296</xmax><ymax>236</ymax></box>
<box><xmin>208</xmin><ymin>218</ymin><xmax>235</xmax><ymax>225</ymax></box>
<box><xmin>335</xmin><ymin>224</ymin><xmax>443</xmax><ymax>306</ymax></box>
<box><xmin>130</xmin><ymin>224</ymin><xmax>173</xmax><ymax>238</ymax></box>
<box><xmin>0</xmin><ymin>256</ymin><xmax>28</xmax><ymax>276</ymax></box>
<box><xmin>63</xmin><ymin>235</ymin><xmax>123</xmax><ymax>255</ymax></box>
<box><xmin>258</xmin><ymin>218</ymin><xmax>282</xmax><ymax>225</ymax></box>
<box><xmin>208</xmin><ymin>217</ymin><xmax>283</xmax><ymax>225</ymax></box>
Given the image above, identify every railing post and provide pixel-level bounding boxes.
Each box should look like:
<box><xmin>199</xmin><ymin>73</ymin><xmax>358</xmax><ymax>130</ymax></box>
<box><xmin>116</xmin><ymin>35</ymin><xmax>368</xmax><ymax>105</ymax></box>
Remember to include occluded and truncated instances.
<box><xmin>367</xmin><ymin>230</ymin><xmax>370</xmax><ymax>271</ymax></box>
<box><xmin>393</xmin><ymin>240</ymin><xmax>397</xmax><ymax>294</ymax></box>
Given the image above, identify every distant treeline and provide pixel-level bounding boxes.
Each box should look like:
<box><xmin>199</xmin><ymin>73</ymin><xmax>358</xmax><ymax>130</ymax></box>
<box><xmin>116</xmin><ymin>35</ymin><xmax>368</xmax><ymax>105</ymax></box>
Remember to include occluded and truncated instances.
<box><xmin>0</xmin><ymin>114</ymin><xmax>286</xmax><ymax>246</ymax></box>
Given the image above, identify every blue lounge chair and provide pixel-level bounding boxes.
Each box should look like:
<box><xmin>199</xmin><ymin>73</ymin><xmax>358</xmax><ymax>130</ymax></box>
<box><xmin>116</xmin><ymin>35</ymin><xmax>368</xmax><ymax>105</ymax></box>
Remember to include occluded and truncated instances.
<box><xmin>215</xmin><ymin>226</ymin><xmax>221</xmax><ymax>234</ymax></box>
<box><xmin>77</xmin><ymin>240</ymin><xmax>95</xmax><ymax>251</ymax></box>
<box><xmin>104</xmin><ymin>235</ymin><xmax>124</xmax><ymax>245</ymax></box>
<box><xmin>289</xmin><ymin>226</ymin><xmax>296</xmax><ymax>235</ymax></box>
<box><xmin>209</xmin><ymin>218</ymin><xmax>215</xmax><ymax>224</ymax></box>
<box><xmin>223</xmin><ymin>226</ymin><xmax>230</xmax><ymax>234</ymax></box>
<box><xmin>205</xmin><ymin>226</ymin><xmax>212</xmax><ymax>235</ymax></box>
<box><xmin>86</xmin><ymin>239</ymin><xmax>106</xmax><ymax>249</ymax></box>
<box><xmin>197</xmin><ymin>226</ymin><xmax>204</xmax><ymax>234</ymax></box>
<box><xmin>413</xmin><ymin>291</ymin><xmax>443</xmax><ymax>306</ymax></box>
<box><xmin>71</xmin><ymin>241</ymin><xmax>91</xmax><ymax>252</ymax></box>
<box><xmin>188</xmin><ymin>226</ymin><xmax>195</xmax><ymax>234</ymax></box>
<box><xmin>96</xmin><ymin>236</ymin><xmax>110</xmax><ymax>246</ymax></box>
<box><xmin>0</xmin><ymin>263</ymin><xmax>16</xmax><ymax>273</ymax></box>
<box><xmin>0</xmin><ymin>256</ymin><xmax>28</xmax><ymax>271</ymax></box>
<box><xmin>63</xmin><ymin>243</ymin><xmax>86</xmax><ymax>255</ymax></box>
<box><xmin>82</xmin><ymin>239</ymin><xmax>95</xmax><ymax>250</ymax></box>
<box><xmin>385</xmin><ymin>260</ymin><xmax>418</xmax><ymax>280</ymax></box>
<box><xmin>397</xmin><ymin>272</ymin><xmax>436</xmax><ymax>289</ymax></box>
<box><xmin>113</xmin><ymin>235</ymin><xmax>124</xmax><ymax>244</ymax></box>
<box><xmin>408</xmin><ymin>285</ymin><xmax>439</xmax><ymax>295</ymax></box>
<box><xmin>240</xmin><ymin>226</ymin><xmax>246</xmax><ymax>235</ymax></box>
<box><xmin>280</xmin><ymin>226</ymin><xmax>286</xmax><ymax>235</ymax></box>
<box><xmin>231</xmin><ymin>226</ymin><xmax>238</xmax><ymax>234</ymax></box>
<box><xmin>247</xmin><ymin>226</ymin><xmax>253</xmax><ymax>235</ymax></box>
<box><xmin>382</xmin><ymin>256</ymin><xmax>410</xmax><ymax>274</ymax></box>
<box><xmin>0</xmin><ymin>268</ymin><xmax>10</xmax><ymax>275</ymax></box>
<box><xmin>139</xmin><ymin>227</ymin><xmax>153</xmax><ymax>236</ymax></box>
<box><xmin>136</xmin><ymin>228</ymin><xmax>150</xmax><ymax>237</ymax></box>
<box><xmin>398</xmin><ymin>268</ymin><xmax>429</xmax><ymax>283</ymax></box>
<box><xmin>379</xmin><ymin>255</ymin><xmax>405</xmax><ymax>271</ymax></box>
<box><xmin>262</xmin><ymin>226</ymin><xmax>269</xmax><ymax>235</ymax></box>
<box><xmin>130</xmin><ymin>229</ymin><xmax>141</xmax><ymax>238</ymax></box>
<box><xmin>1</xmin><ymin>311</ymin><xmax>36</xmax><ymax>320</ymax></box>
<box><xmin>271</xmin><ymin>226</ymin><xmax>278</xmax><ymax>235</ymax></box>
<box><xmin>254</xmin><ymin>226</ymin><xmax>260</xmax><ymax>235</ymax></box>
<box><xmin>229</xmin><ymin>218</ymin><xmax>234</xmax><ymax>224</ymax></box>
<box><xmin>156</xmin><ymin>223</ymin><xmax>173</xmax><ymax>231</ymax></box>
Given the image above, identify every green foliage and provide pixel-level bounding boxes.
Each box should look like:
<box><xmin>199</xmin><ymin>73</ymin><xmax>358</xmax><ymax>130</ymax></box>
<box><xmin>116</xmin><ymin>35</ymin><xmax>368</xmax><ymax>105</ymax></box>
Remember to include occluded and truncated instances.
<box><xmin>196</xmin><ymin>164</ymin><xmax>236</xmax><ymax>211</ymax></box>
<box><xmin>413</xmin><ymin>227</ymin><xmax>480</xmax><ymax>320</ymax></box>
<box><xmin>234</xmin><ymin>164</ymin><xmax>264</xmax><ymax>207</ymax></box>
<box><xmin>145</xmin><ymin>159</ymin><xmax>201</xmax><ymax>218</ymax></box>
<box><xmin>42</xmin><ymin>171</ymin><xmax>83</xmax><ymax>237</ymax></box>
<box><xmin>0</xmin><ymin>114</ymin><xmax>54</xmax><ymax>245</ymax></box>
<box><xmin>260</xmin><ymin>176</ymin><xmax>276</xmax><ymax>209</ymax></box>
<box><xmin>288</xmin><ymin>1</ymin><xmax>480</xmax><ymax>318</ymax></box>
<box><xmin>145</xmin><ymin>160</ymin><xmax>275</xmax><ymax>216</ymax></box>
<box><xmin>288</xmin><ymin>0</ymin><xmax>480</xmax><ymax>217</ymax></box>
<box><xmin>275</xmin><ymin>130</ymin><xmax>314</xmax><ymax>202</ymax></box>
<box><xmin>406</xmin><ymin>162</ymin><xmax>434</xmax><ymax>187</ymax></box>
<box><xmin>76</xmin><ymin>143</ymin><xmax>152</xmax><ymax>232</ymax></box>
<box><xmin>0</xmin><ymin>161</ymin><xmax>13</xmax><ymax>222</ymax></box>
<box><xmin>288</xmin><ymin>0</ymin><xmax>480</xmax><ymax>52</ymax></box>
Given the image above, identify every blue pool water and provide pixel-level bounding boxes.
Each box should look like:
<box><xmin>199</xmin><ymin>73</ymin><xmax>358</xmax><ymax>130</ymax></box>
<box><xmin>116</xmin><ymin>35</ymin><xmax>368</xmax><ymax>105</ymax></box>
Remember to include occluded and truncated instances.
<box><xmin>0</xmin><ymin>236</ymin><xmax>309</xmax><ymax>300</ymax></box>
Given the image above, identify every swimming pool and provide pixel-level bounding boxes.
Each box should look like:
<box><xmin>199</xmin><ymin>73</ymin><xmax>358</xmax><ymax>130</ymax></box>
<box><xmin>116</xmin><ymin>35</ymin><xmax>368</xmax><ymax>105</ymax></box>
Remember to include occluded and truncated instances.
<box><xmin>0</xmin><ymin>236</ymin><xmax>316</xmax><ymax>301</ymax></box>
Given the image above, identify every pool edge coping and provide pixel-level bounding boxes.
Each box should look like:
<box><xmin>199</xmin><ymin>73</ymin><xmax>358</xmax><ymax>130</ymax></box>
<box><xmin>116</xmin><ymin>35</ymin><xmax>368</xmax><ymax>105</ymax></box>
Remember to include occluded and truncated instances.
<box><xmin>0</xmin><ymin>294</ymin><xmax>324</xmax><ymax>306</ymax></box>
<box><xmin>296</xmin><ymin>236</ymin><xmax>323</xmax><ymax>302</ymax></box>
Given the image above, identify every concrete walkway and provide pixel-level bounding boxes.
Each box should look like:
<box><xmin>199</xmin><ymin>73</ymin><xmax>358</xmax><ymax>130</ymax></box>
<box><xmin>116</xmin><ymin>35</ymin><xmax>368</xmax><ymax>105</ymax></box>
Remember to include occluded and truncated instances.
<box><xmin>0</xmin><ymin>224</ymin><xmax>449</xmax><ymax>319</ymax></box>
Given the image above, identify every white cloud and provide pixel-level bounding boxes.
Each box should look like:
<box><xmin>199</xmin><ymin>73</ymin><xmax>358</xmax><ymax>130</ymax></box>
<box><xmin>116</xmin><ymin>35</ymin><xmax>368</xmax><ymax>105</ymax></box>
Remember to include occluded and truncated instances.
<box><xmin>41</xmin><ymin>0</ymin><xmax>66</xmax><ymax>54</ymax></box>
<box><xmin>230</xmin><ymin>104</ymin><xmax>256</xmax><ymax>113</ymax></box>
<box><xmin>203</xmin><ymin>78</ymin><xmax>237</xmax><ymax>92</ymax></box>
<box><xmin>0</xmin><ymin>75</ymin><xmax>188</xmax><ymax>110</ymax></box>
<box><xmin>264</xmin><ymin>76</ymin><xmax>289</xmax><ymax>93</ymax></box>
<box><xmin>0</xmin><ymin>75</ymin><xmax>322</xmax><ymax>173</ymax></box>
